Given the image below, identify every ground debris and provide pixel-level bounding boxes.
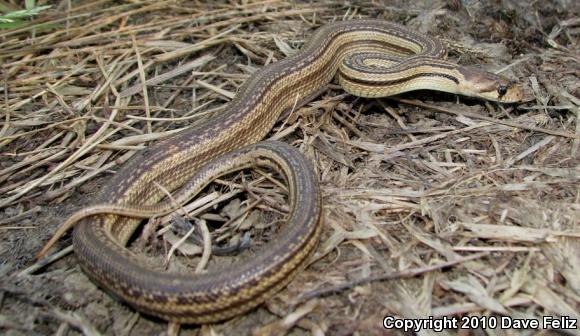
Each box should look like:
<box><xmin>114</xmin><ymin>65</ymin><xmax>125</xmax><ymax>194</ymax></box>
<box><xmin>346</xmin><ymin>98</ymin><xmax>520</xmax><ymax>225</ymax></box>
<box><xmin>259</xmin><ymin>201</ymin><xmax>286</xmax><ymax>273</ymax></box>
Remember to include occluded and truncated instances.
<box><xmin>0</xmin><ymin>0</ymin><xmax>578</xmax><ymax>335</ymax></box>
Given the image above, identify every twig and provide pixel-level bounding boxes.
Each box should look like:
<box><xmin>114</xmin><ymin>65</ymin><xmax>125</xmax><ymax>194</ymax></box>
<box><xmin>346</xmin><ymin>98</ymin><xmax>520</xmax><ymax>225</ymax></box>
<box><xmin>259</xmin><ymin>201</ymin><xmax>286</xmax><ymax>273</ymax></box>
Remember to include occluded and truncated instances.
<box><xmin>0</xmin><ymin>104</ymin><xmax>118</xmax><ymax>208</ymax></box>
<box><xmin>18</xmin><ymin>245</ymin><xmax>74</xmax><ymax>277</ymax></box>
<box><xmin>49</xmin><ymin>309</ymin><xmax>102</xmax><ymax>336</ymax></box>
<box><xmin>299</xmin><ymin>252</ymin><xmax>489</xmax><ymax>301</ymax></box>
<box><xmin>131</xmin><ymin>34</ymin><xmax>151</xmax><ymax>134</ymax></box>
<box><xmin>0</xmin><ymin>206</ymin><xmax>41</xmax><ymax>225</ymax></box>
<box><xmin>195</xmin><ymin>219</ymin><xmax>212</xmax><ymax>273</ymax></box>
<box><xmin>395</xmin><ymin>98</ymin><xmax>578</xmax><ymax>139</ymax></box>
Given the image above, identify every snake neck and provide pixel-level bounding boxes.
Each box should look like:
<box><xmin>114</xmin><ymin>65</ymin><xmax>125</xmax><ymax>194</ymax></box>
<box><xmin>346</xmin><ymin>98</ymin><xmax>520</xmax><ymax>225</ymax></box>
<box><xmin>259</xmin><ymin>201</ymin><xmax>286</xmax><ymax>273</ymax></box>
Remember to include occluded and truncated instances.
<box><xmin>338</xmin><ymin>51</ymin><xmax>525</xmax><ymax>102</ymax></box>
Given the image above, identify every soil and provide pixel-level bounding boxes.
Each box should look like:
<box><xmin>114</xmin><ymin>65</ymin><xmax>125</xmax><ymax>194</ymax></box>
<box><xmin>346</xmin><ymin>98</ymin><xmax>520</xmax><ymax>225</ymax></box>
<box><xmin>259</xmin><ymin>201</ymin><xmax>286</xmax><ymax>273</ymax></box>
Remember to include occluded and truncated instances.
<box><xmin>1</xmin><ymin>0</ymin><xmax>579</xmax><ymax>335</ymax></box>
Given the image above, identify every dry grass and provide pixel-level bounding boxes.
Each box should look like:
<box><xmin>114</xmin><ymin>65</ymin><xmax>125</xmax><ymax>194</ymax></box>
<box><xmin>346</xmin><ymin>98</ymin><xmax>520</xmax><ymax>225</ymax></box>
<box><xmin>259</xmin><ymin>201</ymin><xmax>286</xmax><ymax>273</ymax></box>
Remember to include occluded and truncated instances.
<box><xmin>0</xmin><ymin>0</ymin><xmax>579</xmax><ymax>335</ymax></box>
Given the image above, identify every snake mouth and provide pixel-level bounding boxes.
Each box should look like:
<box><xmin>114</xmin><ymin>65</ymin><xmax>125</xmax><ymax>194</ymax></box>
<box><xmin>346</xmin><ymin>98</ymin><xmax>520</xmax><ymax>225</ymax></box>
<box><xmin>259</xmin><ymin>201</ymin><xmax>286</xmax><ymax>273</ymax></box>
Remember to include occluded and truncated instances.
<box><xmin>517</xmin><ymin>84</ymin><xmax>536</xmax><ymax>103</ymax></box>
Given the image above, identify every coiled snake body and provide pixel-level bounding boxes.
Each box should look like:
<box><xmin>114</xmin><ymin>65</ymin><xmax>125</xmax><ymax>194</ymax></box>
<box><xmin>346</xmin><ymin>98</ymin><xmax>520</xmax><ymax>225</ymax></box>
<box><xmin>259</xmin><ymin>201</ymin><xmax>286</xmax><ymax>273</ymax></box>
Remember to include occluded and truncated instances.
<box><xmin>39</xmin><ymin>20</ymin><xmax>526</xmax><ymax>323</ymax></box>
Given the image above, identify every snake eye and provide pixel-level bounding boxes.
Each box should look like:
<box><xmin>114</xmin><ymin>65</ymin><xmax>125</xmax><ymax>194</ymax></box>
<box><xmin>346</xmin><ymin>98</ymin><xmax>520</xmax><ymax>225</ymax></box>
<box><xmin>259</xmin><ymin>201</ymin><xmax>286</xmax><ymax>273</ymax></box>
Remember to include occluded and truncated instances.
<box><xmin>497</xmin><ymin>84</ymin><xmax>508</xmax><ymax>96</ymax></box>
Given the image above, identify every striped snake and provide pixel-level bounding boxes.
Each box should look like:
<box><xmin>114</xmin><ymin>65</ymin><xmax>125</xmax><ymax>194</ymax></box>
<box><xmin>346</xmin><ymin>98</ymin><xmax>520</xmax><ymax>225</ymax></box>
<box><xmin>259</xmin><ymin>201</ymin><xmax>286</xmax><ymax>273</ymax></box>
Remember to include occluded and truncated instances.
<box><xmin>38</xmin><ymin>20</ymin><xmax>527</xmax><ymax>323</ymax></box>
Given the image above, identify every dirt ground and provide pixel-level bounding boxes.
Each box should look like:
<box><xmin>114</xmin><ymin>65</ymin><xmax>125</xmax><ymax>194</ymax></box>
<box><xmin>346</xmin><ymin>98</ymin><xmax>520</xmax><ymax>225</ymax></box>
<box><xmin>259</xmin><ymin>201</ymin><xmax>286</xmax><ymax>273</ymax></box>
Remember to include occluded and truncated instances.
<box><xmin>1</xmin><ymin>0</ymin><xmax>579</xmax><ymax>335</ymax></box>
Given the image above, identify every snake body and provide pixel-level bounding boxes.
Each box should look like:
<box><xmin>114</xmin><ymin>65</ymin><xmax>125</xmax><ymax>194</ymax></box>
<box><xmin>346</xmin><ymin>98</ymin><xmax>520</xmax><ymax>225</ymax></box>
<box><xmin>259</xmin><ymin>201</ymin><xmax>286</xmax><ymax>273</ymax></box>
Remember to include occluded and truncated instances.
<box><xmin>39</xmin><ymin>20</ymin><xmax>526</xmax><ymax>323</ymax></box>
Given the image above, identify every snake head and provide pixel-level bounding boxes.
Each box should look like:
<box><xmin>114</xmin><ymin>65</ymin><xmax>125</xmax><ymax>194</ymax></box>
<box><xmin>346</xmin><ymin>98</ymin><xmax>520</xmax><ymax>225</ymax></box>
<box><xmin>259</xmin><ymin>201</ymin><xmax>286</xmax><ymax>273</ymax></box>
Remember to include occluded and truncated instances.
<box><xmin>458</xmin><ymin>67</ymin><xmax>533</xmax><ymax>103</ymax></box>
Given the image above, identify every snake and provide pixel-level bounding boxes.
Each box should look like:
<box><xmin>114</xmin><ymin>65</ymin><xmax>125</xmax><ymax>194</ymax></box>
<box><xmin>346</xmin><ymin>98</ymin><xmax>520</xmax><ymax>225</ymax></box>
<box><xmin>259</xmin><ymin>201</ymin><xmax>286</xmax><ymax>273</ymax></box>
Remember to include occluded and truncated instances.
<box><xmin>37</xmin><ymin>20</ymin><xmax>527</xmax><ymax>323</ymax></box>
